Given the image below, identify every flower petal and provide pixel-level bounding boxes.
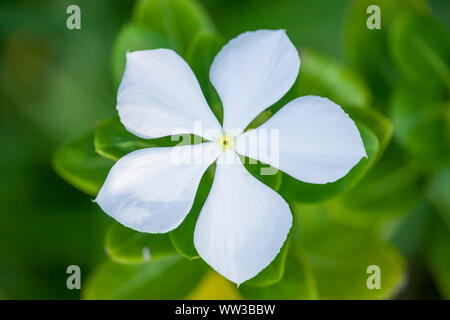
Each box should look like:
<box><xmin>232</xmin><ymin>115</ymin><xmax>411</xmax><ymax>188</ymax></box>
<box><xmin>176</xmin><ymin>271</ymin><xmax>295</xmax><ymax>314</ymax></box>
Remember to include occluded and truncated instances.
<box><xmin>235</xmin><ymin>96</ymin><xmax>367</xmax><ymax>184</ymax></box>
<box><xmin>96</xmin><ymin>143</ymin><xmax>219</xmax><ymax>233</ymax></box>
<box><xmin>118</xmin><ymin>49</ymin><xmax>222</xmax><ymax>141</ymax></box>
<box><xmin>209</xmin><ymin>29</ymin><xmax>300</xmax><ymax>132</ymax></box>
<box><xmin>194</xmin><ymin>151</ymin><xmax>292</xmax><ymax>284</ymax></box>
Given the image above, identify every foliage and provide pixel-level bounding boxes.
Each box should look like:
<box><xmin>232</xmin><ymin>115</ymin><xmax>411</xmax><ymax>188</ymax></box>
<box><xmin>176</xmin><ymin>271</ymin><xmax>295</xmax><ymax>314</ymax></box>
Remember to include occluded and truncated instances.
<box><xmin>1</xmin><ymin>0</ymin><xmax>448</xmax><ymax>299</ymax></box>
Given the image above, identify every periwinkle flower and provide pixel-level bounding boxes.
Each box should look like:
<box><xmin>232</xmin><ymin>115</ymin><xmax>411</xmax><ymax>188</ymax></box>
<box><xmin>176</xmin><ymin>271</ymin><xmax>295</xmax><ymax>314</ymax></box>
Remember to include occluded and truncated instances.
<box><xmin>96</xmin><ymin>30</ymin><xmax>366</xmax><ymax>284</ymax></box>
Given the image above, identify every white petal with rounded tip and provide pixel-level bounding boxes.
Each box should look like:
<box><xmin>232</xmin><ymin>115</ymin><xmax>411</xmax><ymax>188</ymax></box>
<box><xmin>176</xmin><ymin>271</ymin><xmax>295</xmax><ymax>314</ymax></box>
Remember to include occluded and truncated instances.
<box><xmin>209</xmin><ymin>29</ymin><xmax>300</xmax><ymax>132</ymax></box>
<box><xmin>117</xmin><ymin>49</ymin><xmax>222</xmax><ymax>141</ymax></box>
<box><xmin>235</xmin><ymin>96</ymin><xmax>367</xmax><ymax>184</ymax></box>
<box><xmin>194</xmin><ymin>151</ymin><xmax>292</xmax><ymax>284</ymax></box>
<box><xmin>96</xmin><ymin>143</ymin><xmax>219</xmax><ymax>233</ymax></box>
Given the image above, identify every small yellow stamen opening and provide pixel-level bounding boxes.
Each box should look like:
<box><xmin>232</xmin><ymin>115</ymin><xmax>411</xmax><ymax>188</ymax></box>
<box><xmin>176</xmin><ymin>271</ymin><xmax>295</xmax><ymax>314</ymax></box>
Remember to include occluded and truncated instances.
<box><xmin>217</xmin><ymin>134</ymin><xmax>234</xmax><ymax>151</ymax></box>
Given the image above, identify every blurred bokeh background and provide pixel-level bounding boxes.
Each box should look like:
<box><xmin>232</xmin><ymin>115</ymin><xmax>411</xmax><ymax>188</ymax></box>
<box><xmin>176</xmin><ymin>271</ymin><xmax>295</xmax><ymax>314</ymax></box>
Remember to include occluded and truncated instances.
<box><xmin>0</xmin><ymin>0</ymin><xmax>448</xmax><ymax>299</ymax></box>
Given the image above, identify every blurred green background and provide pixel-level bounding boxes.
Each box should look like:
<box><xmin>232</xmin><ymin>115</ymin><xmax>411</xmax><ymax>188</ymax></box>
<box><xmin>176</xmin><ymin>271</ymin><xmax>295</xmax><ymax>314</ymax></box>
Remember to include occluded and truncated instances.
<box><xmin>0</xmin><ymin>0</ymin><xmax>448</xmax><ymax>299</ymax></box>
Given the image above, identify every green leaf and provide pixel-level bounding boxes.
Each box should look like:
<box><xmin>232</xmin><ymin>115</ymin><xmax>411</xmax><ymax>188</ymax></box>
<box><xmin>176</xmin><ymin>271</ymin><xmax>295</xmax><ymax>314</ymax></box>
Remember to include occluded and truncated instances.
<box><xmin>94</xmin><ymin>116</ymin><xmax>196</xmax><ymax>161</ymax></box>
<box><xmin>389</xmin><ymin>12</ymin><xmax>450</xmax><ymax>91</ymax></box>
<box><xmin>52</xmin><ymin>132</ymin><xmax>114</xmax><ymax>196</ymax></box>
<box><xmin>424</xmin><ymin>209</ymin><xmax>450</xmax><ymax>299</ymax></box>
<box><xmin>240</xmin><ymin>155</ymin><xmax>283</xmax><ymax>193</ymax></box>
<box><xmin>345</xmin><ymin>0</ymin><xmax>428</xmax><ymax>102</ymax></box>
<box><xmin>133</xmin><ymin>0</ymin><xmax>215</xmax><ymax>54</ymax></box>
<box><xmin>427</xmin><ymin>166</ymin><xmax>450</xmax><ymax>227</ymax></box>
<box><xmin>326</xmin><ymin>145</ymin><xmax>424</xmax><ymax>228</ymax></box>
<box><xmin>278</xmin><ymin>123</ymin><xmax>379</xmax><ymax>203</ymax></box>
<box><xmin>390</xmin><ymin>85</ymin><xmax>449</xmax><ymax>166</ymax></box>
<box><xmin>239</xmin><ymin>243</ymin><xmax>317</xmax><ymax>299</ymax></box>
<box><xmin>294</xmin><ymin>203</ymin><xmax>406</xmax><ymax>299</ymax></box>
<box><xmin>203</xmin><ymin>0</ymin><xmax>353</xmax><ymax>60</ymax></box>
<box><xmin>112</xmin><ymin>24</ymin><xmax>170</xmax><ymax>86</ymax></box>
<box><xmin>104</xmin><ymin>222</ymin><xmax>176</xmax><ymax>264</ymax></box>
<box><xmin>344</xmin><ymin>106</ymin><xmax>393</xmax><ymax>157</ymax></box>
<box><xmin>388</xmin><ymin>202</ymin><xmax>428</xmax><ymax>260</ymax></box>
<box><xmin>185</xmin><ymin>31</ymin><xmax>225</xmax><ymax>124</ymax></box>
<box><xmin>169</xmin><ymin>164</ymin><xmax>215</xmax><ymax>259</ymax></box>
<box><xmin>83</xmin><ymin>254</ymin><xmax>207</xmax><ymax>299</ymax></box>
<box><xmin>298</xmin><ymin>49</ymin><xmax>372</xmax><ymax>107</ymax></box>
<box><xmin>245</xmin><ymin>109</ymin><xmax>274</xmax><ymax>131</ymax></box>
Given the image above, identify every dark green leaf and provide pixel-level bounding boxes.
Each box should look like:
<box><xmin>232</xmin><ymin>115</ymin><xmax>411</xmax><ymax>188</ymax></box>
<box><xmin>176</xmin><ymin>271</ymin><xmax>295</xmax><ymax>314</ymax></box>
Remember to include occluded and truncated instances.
<box><xmin>204</xmin><ymin>0</ymin><xmax>352</xmax><ymax>60</ymax></box>
<box><xmin>240</xmin><ymin>155</ymin><xmax>283</xmax><ymax>193</ymax></box>
<box><xmin>133</xmin><ymin>0</ymin><xmax>215</xmax><ymax>54</ymax></box>
<box><xmin>424</xmin><ymin>210</ymin><xmax>450</xmax><ymax>299</ymax></box>
<box><xmin>245</xmin><ymin>110</ymin><xmax>274</xmax><ymax>131</ymax></box>
<box><xmin>104</xmin><ymin>222</ymin><xmax>176</xmax><ymax>264</ymax></box>
<box><xmin>343</xmin><ymin>105</ymin><xmax>393</xmax><ymax>157</ymax></box>
<box><xmin>52</xmin><ymin>132</ymin><xmax>114</xmax><ymax>196</ymax></box>
<box><xmin>389</xmin><ymin>12</ymin><xmax>450</xmax><ymax>91</ymax></box>
<box><xmin>298</xmin><ymin>49</ymin><xmax>372</xmax><ymax>107</ymax></box>
<box><xmin>326</xmin><ymin>145</ymin><xmax>424</xmax><ymax>228</ymax></box>
<box><xmin>388</xmin><ymin>202</ymin><xmax>428</xmax><ymax>260</ymax></box>
<box><xmin>390</xmin><ymin>85</ymin><xmax>449</xmax><ymax>166</ymax></box>
<box><xmin>427</xmin><ymin>166</ymin><xmax>450</xmax><ymax>227</ymax></box>
<box><xmin>345</xmin><ymin>0</ymin><xmax>428</xmax><ymax>102</ymax></box>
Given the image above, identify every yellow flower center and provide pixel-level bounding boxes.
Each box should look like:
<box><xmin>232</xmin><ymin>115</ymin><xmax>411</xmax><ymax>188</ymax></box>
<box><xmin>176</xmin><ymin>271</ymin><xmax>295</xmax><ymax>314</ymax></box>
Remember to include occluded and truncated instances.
<box><xmin>216</xmin><ymin>134</ymin><xmax>234</xmax><ymax>151</ymax></box>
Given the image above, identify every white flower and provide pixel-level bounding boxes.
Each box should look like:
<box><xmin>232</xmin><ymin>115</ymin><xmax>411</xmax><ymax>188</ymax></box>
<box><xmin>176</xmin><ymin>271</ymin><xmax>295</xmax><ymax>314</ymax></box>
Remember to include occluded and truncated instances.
<box><xmin>96</xmin><ymin>30</ymin><xmax>366</xmax><ymax>284</ymax></box>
